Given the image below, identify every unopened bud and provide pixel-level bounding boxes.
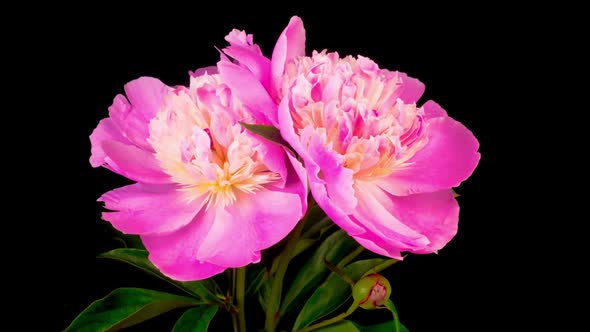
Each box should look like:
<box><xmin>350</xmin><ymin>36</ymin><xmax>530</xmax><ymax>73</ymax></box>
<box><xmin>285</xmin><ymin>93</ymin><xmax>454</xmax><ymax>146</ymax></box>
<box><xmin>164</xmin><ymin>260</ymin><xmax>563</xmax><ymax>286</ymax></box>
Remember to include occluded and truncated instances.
<box><xmin>352</xmin><ymin>273</ymin><xmax>391</xmax><ymax>309</ymax></box>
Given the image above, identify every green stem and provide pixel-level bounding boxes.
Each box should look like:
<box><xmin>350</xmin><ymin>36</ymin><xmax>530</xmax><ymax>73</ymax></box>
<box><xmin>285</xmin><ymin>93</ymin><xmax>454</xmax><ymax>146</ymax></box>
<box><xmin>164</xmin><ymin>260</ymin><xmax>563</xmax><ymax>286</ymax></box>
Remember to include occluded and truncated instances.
<box><xmin>230</xmin><ymin>269</ymin><xmax>239</xmax><ymax>332</ymax></box>
<box><xmin>298</xmin><ymin>303</ymin><xmax>358</xmax><ymax>332</ymax></box>
<box><xmin>236</xmin><ymin>266</ymin><xmax>247</xmax><ymax>332</ymax></box>
<box><xmin>384</xmin><ymin>299</ymin><xmax>401</xmax><ymax>332</ymax></box>
<box><xmin>264</xmin><ymin>207</ymin><xmax>312</xmax><ymax>331</ymax></box>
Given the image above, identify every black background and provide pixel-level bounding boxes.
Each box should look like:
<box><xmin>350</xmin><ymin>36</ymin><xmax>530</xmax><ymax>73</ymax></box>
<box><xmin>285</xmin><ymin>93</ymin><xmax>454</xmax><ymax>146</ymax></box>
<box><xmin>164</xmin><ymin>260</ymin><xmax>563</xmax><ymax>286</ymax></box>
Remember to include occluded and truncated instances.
<box><xmin>41</xmin><ymin>4</ymin><xmax>529</xmax><ymax>332</ymax></box>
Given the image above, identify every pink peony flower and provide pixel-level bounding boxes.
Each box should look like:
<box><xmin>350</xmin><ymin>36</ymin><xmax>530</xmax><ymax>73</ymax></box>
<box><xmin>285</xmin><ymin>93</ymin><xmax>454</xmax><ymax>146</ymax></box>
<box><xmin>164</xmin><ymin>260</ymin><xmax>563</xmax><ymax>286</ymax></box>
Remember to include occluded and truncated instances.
<box><xmin>219</xmin><ymin>17</ymin><xmax>480</xmax><ymax>259</ymax></box>
<box><xmin>90</xmin><ymin>71</ymin><xmax>307</xmax><ymax>280</ymax></box>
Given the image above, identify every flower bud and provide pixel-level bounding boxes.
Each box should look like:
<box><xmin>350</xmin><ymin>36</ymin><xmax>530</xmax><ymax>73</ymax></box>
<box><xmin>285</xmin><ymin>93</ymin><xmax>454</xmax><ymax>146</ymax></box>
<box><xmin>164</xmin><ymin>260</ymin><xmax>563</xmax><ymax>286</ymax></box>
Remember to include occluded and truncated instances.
<box><xmin>352</xmin><ymin>273</ymin><xmax>391</xmax><ymax>309</ymax></box>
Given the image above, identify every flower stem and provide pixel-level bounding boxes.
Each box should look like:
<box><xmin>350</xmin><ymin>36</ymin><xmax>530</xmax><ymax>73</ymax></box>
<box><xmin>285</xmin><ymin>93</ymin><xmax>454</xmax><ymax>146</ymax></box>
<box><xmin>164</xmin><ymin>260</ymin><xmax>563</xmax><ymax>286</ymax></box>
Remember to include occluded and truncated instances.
<box><xmin>236</xmin><ymin>266</ymin><xmax>247</xmax><ymax>332</ymax></box>
<box><xmin>230</xmin><ymin>269</ymin><xmax>239</xmax><ymax>332</ymax></box>
<box><xmin>298</xmin><ymin>303</ymin><xmax>358</xmax><ymax>332</ymax></box>
<box><xmin>264</xmin><ymin>206</ymin><xmax>312</xmax><ymax>331</ymax></box>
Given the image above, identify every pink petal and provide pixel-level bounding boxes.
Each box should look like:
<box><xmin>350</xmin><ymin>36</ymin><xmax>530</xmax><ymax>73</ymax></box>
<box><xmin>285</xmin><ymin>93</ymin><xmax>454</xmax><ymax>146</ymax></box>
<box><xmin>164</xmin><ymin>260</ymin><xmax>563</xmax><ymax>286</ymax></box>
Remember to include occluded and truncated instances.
<box><xmin>108</xmin><ymin>94</ymin><xmax>151</xmax><ymax>151</ymax></box>
<box><xmin>109</xmin><ymin>77</ymin><xmax>169</xmax><ymax>150</ymax></box>
<box><xmin>223</xmin><ymin>45</ymin><xmax>271</xmax><ymax>90</ymax></box>
<box><xmin>380</xmin><ymin>116</ymin><xmax>480</xmax><ymax>196</ymax></box>
<box><xmin>189</xmin><ymin>66</ymin><xmax>218</xmax><ymax>77</ymax></box>
<box><xmin>277</xmin><ymin>97</ymin><xmax>362</xmax><ymax>234</ymax></box>
<box><xmin>141</xmin><ymin>208</ymin><xmax>226</xmax><ymax>281</ymax></box>
<box><xmin>198</xmin><ymin>189</ymin><xmax>303</xmax><ymax>267</ymax></box>
<box><xmin>398</xmin><ymin>72</ymin><xmax>425</xmax><ymax>104</ymax></box>
<box><xmin>271</xmin><ymin>16</ymin><xmax>306</xmax><ymax>98</ymax></box>
<box><xmin>89</xmin><ymin>118</ymin><xmax>127</xmax><ymax>168</ymax></box>
<box><xmin>101</xmin><ymin>140</ymin><xmax>171</xmax><ymax>184</ymax></box>
<box><xmin>217</xmin><ymin>59</ymin><xmax>277</xmax><ymax>125</ymax></box>
<box><xmin>352</xmin><ymin>182</ymin><xmax>430</xmax><ymax>250</ymax></box>
<box><xmin>286</xmin><ymin>151</ymin><xmax>309</xmax><ymax>213</ymax></box>
<box><xmin>99</xmin><ymin>183</ymin><xmax>204</xmax><ymax>235</ymax></box>
<box><xmin>422</xmin><ymin>100</ymin><xmax>448</xmax><ymax>119</ymax></box>
<box><xmin>306</xmin><ymin>129</ymin><xmax>357</xmax><ymax>215</ymax></box>
<box><xmin>124</xmin><ymin>77</ymin><xmax>170</xmax><ymax>121</ymax></box>
<box><xmin>389</xmin><ymin>190</ymin><xmax>459</xmax><ymax>253</ymax></box>
<box><xmin>251</xmin><ymin>137</ymin><xmax>288</xmax><ymax>189</ymax></box>
<box><xmin>349</xmin><ymin>186</ymin><xmax>459</xmax><ymax>258</ymax></box>
<box><xmin>277</xmin><ymin>97</ymin><xmax>307</xmax><ymax>159</ymax></box>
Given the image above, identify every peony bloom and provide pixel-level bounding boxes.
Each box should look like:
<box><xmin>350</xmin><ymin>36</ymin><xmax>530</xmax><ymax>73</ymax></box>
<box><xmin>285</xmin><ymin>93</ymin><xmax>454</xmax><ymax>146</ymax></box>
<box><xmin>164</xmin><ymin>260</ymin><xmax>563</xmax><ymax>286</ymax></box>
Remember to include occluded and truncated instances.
<box><xmin>219</xmin><ymin>17</ymin><xmax>480</xmax><ymax>259</ymax></box>
<box><xmin>90</xmin><ymin>71</ymin><xmax>306</xmax><ymax>280</ymax></box>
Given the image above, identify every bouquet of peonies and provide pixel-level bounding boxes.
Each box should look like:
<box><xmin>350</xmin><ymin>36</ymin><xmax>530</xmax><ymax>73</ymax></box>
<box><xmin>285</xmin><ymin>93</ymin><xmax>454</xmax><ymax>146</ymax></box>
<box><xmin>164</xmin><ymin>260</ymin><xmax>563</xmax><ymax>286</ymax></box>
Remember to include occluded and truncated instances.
<box><xmin>68</xmin><ymin>16</ymin><xmax>479</xmax><ymax>332</ymax></box>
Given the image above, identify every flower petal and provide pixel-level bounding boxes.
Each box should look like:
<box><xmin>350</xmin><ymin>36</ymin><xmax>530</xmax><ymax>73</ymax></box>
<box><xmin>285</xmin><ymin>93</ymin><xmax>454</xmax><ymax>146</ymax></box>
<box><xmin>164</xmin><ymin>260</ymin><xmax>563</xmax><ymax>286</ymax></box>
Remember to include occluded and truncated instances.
<box><xmin>286</xmin><ymin>151</ymin><xmax>309</xmax><ymax>214</ymax></box>
<box><xmin>349</xmin><ymin>186</ymin><xmax>458</xmax><ymax>258</ymax></box>
<box><xmin>99</xmin><ymin>183</ymin><xmax>204</xmax><ymax>235</ymax></box>
<box><xmin>306</xmin><ymin>129</ymin><xmax>357</xmax><ymax>215</ymax></box>
<box><xmin>141</xmin><ymin>208</ymin><xmax>226</xmax><ymax>281</ymax></box>
<box><xmin>109</xmin><ymin>77</ymin><xmax>170</xmax><ymax>150</ymax></box>
<box><xmin>189</xmin><ymin>66</ymin><xmax>218</xmax><ymax>77</ymax></box>
<box><xmin>251</xmin><ymin>137</ymin><xmax>288</xmax><ymax>189</ymax></box>
<box><xmin>124</xmin><ymin>77</ymin><xmax>170</xmax><ymax>122</ymax></box>
<box><xmin>380</xmin><ymin>116</ymin><xmax>480</xmax><ymax>195</ymax></box>
<box><xmin>196</xmin><ymin>188</ymin><xmax>302</xmax><ymax>267</ymax></box>
<box><xmin>388</xmin><ymin>190</ymin><xmax>459</xmax><ymax>253</ymax></box>
<box><xmin>397</xmin><ymin>72</ymin><xmax>425</xmax><ymax>104</ymax></box>
<box><xmin>352</xmin><ymin>182</ymin><xmax>430</xmax><ymax>250</ymax></box>
<box><xmin>271</xmin><ymin>16</ymin><xmax>306</xmax><ymax>97</ymax></box>
<box><xmin>277</xmin><ymin>97</ymin><xmax>362</xmax><ymax>234</ymax></box>
<box><xmin>223</xmin><ymin>31</ymin><xmax>271</xmax><ymax>91</ymax></box>
<box><xmin>89</xmin><ymin>118</ymin><xmax>127</xmax><ymax>168</ymax></box>
<box><xmin>422</xmin><ymin>100</ymin><xmax>448</xmax><ymax>119</ymax></box>
<box><xmin>101</xmin><ymin>140</ymin><xmax>171</xmax><ymax>184</ymax></box>
<box><xmin>217</xmin><ymin>59</ymin><xmax>277</xmax><ymax>125</ymax></box>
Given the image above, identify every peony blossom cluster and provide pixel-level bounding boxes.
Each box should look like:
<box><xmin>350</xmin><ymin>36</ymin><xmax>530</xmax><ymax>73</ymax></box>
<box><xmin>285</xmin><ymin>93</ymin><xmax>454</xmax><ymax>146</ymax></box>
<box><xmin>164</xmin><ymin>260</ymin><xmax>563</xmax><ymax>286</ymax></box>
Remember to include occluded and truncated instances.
<box><xmin>90</xmin><ymin>16</ymin><xmax>479</xmax><ymax>281</ymax></box>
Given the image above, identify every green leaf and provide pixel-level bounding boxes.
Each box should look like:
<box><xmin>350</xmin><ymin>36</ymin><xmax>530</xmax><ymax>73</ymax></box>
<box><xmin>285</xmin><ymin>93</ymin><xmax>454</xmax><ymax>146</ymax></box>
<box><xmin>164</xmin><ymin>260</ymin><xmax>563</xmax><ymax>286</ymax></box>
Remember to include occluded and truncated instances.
<box><xmin>258</xmin><ymin>278</ymin><xmax>273</xmax><ymax>312</ymax></box>
<box><xmin>360</xmin><ymin>258</ymin><xmax>399</xmax><ymax>278</ymax></box>
<box><xmin>65</xmin><ymin>288</ymin><xmax>201</xmax><ymax>332</ymax></box>
<box><xmin>267</xmin><ymin>238</ymin><xmax>318</xmax><ymax>277</ymax></box>
<box><xmin>99</xmin><ymin>249</ymin><xmax>219</xmax><ymax>302</ymax></box>
<box><xmin>246</xmin><ymin>265</ymin><xmax>267</xmax><ymax>296</ymax></box>
<box><xmin>172</xmin><ymin>306</ymin><xmax>218</xmax><ymax>332</ymax></box>
<box><xmin>280</xmin><ymin>230</ymin><xmax>359</xmax><ymax>315</ymax></box>
<box><xmin>301</xmin><ymin>216</ymin><xmax>334</xmax><ymax>240</ymax></box>
<box><xmin>292</xmin><ymin>239</ymin><xmax>317</xmax><ymax>259</ymax></box>
<box><xmin>293</xmin><ymin>258</ymin><xmax>388</xmax><ymax>330</ymax></box>
<box><xmin>315</xmin><ymin>321</ymin><xmax>361</xmax><ymax>332</ymax></box>
<box><xmin>239</xmin><ymin>122</ymin><xmax>295</xmax><ymax>154</ymax></box>
<box><xmin>353</xmin><ymin>320</ymin><xmax>410</xmax><ymax>332</ymax></box>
